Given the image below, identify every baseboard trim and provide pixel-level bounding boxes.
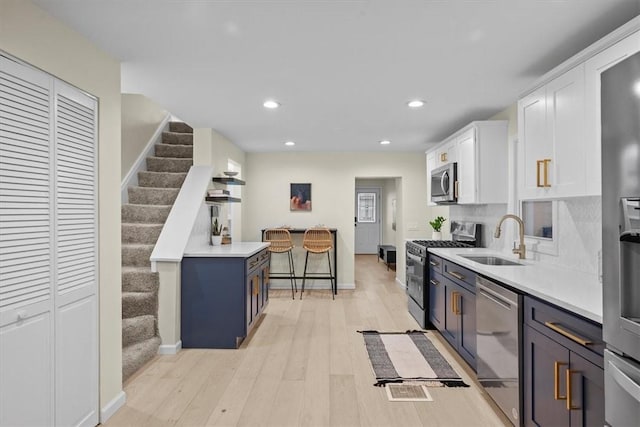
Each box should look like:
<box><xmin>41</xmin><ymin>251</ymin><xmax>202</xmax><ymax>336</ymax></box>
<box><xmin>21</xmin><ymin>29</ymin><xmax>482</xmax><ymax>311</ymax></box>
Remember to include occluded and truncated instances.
<box><xmin>121</xmin><ymin>113</ymin><xmax>171</xmax><ymax>204</ymax></box>
<box><xmin>100</xmin><ymin>390</ymin><xmax>126</xmax><ymax>423</ymax></box>
<box><xmin>158</xmin><ymin>340</ymin><xmax>182</xmax><ymax>355</ymax></box>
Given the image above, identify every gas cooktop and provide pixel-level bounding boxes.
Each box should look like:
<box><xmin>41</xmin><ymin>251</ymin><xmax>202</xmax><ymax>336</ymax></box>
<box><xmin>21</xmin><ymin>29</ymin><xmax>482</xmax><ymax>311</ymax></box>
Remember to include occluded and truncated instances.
<box><xmin>411</xmin><ymin>240</ymin><xmax>475</xmax><ymax>248</ymax></box>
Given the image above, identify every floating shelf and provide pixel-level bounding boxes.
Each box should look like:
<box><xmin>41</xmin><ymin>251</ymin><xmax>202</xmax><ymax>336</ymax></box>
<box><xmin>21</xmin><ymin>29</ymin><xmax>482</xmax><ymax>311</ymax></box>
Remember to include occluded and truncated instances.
<box><xmin>206</xmin><ymin>196</ymin><xmax>241</xmax><ymax>203</ymax></box>
<box><xmin>212</xmin><ymin>177</ymin><xmax>245</xmax><ymax>185</ymax></box>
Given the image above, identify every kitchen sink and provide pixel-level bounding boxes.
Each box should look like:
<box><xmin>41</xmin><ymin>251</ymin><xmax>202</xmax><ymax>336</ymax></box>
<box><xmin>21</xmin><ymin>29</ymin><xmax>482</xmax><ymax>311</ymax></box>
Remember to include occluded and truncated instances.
<box><xmin>460</xmin><ymin>255</ymin><xmax>523</xmax><ymax>266</ymax></box>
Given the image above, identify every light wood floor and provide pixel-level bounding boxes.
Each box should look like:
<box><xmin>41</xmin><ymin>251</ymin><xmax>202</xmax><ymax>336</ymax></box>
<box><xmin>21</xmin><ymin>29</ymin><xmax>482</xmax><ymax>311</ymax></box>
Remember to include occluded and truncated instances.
<box><xmin>106</xmin><ymin>255</ymin><xmax>509</xmax><ymax>427</ymax></box>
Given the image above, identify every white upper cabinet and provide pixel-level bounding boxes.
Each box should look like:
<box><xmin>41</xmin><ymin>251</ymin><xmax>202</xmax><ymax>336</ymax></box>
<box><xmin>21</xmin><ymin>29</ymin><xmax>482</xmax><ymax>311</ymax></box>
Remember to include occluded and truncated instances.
<box><xmin>584</xmin><ymin>30</ymin><xmax>640</xmax><ymax>195</ymax></box>
<box><xmin>426</xmin><ymin>121</ymin><xmax>508</xmax><ymax>205</ymax></box>
<box><xmin>518</xmin><ymin>65</ymin><xmax>586</xmax><ymax>199</ymax></box>
<box><xmin>517</xmin><ymin>23</ymin><xmax>640</xmax><ymax>200</ymax></box>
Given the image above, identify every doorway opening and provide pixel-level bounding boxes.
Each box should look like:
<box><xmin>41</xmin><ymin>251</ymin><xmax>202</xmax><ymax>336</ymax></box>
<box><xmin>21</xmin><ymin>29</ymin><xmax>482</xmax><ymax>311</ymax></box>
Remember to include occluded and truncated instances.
<box><xmin>354</xmin><ymin>178</ymin><xmax>399</xmax><ymax>255</ymax></box>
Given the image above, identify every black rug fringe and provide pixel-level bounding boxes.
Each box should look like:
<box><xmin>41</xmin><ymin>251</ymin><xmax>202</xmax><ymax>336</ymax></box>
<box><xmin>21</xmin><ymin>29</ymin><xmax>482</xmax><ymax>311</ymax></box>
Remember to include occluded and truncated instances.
<box><xmin>374</xmin><ymin>379</ymin><xmax>470</xmax><ymax>388</ymax></box>
<box><xmin>357</xmin><ymin>329</ymin><xmax>428</xmax><ymax>334</ymax></box>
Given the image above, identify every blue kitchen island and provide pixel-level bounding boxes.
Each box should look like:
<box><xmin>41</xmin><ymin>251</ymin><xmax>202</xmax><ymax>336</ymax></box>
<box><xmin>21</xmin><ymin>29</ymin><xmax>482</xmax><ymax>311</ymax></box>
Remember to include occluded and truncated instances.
<box><xmin>181</xmin><ymin>241</ymin><xmax>270</xmax><ymax>349</ymax></box>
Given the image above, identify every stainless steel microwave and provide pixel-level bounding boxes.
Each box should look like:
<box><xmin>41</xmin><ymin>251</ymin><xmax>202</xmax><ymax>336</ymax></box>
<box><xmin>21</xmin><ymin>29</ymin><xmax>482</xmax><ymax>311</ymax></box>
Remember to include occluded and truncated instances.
<box><xmin>431</xmin><ymin>162</ymin><xmax>457</xmax><ymax>204</ymax></box>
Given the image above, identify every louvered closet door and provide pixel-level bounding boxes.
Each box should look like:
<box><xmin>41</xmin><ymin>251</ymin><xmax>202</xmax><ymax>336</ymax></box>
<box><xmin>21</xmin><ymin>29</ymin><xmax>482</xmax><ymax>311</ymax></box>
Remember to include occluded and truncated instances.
<box><xmin>54</xmin><ymin>81</ymin><xmax>98</xmax><ymax>427</ymax></box>
<box><xmin>0</xmin><ymin>56</ymin><xmax>55</xmax><ymax>427</ymax></box>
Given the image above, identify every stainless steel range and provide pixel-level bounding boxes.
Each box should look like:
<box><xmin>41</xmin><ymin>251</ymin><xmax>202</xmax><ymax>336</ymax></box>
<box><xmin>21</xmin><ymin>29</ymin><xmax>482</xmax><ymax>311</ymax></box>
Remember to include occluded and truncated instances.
<box><xmin>406</xmin><ymin>221</ymin><xmax>481</xmax><ymax>328</ymax></box>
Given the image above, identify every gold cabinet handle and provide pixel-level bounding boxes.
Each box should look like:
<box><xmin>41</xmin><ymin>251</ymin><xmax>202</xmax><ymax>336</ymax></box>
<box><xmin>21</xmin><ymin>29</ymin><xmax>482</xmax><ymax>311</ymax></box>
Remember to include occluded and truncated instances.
<box><xmin>253</xmin><ymin>276</ymin><xmax>259</xmax><ymax>296</ymax></box>
<box><xmin>429</xmin><ymin>279</ymin><xmax>439</xmax><ymax>286</ymax></box>
<box><xmin>429</xmin><ymin>260</ymin><xmax>440</xmax><ymax>267</ymax></box>
<box><xmin>536</xmin><ymin>160</ymin><xmax>543</xmax><ymax>187</ymax></box>
<box><xmin>554</xmin><ymin>361</ymin><xmax>568</xmax><ymax>400</ymax></box>
<box><xmin>454</xmin><ymin>180</ymin><xmax>459</xmax><ymax>198</ymax></box>
<box><xmin>543</xmin><ymin>159</ymin><xmax>551</xmax><ymax>187</ymax></box>
<box><xmin>451</xmin><ymin>291</ymin><xmax>457</xmax><ymax>314</ymax></box>
<box><xmin>545</xmin><ymin>322</ymin><xmax>592</xmax><ymax>347</ymax></box>
<box><xmin>456</xmin><ymin>292</ymin><xmax>461</xmax><ymax>315</ymax></box>
<box><xmin>448</xmin><ymin>271</ymin><xmax>465</xmax><ymax>281</ymax></box>
<box><xmin>566</xmin><ymin>369</ymin><xmax>580</xmax><ymax>410</ymax></box>
<box><xmin>265</xmin><ymin>267</ymin><xmax>270</xmax><ymax>286</ymax></box>
<box><xmin>440</xmin><ymin>152</ymin><xmax>447</xmax><ymax>162</ymax></box>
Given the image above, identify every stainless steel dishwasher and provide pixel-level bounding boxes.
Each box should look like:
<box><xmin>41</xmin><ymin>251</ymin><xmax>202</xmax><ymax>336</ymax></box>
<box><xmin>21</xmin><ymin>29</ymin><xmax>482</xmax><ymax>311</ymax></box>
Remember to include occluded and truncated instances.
<box><xmin>476</xmin><ymin>276</ymin><xmax>521</xmax><ymax>426</ymax></box>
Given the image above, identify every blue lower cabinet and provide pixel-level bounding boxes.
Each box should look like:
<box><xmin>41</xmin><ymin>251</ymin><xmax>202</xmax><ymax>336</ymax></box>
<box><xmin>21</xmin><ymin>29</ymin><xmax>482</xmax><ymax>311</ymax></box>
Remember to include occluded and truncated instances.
<box><xmin>181</xmin><ymin>250</ymin><xmax>270</xmax><ymax>349</ymax></box>
<box><xmin>523</xmin><ymin>296</ymin><xmax>604</xmax><ymax>427</ymax></box>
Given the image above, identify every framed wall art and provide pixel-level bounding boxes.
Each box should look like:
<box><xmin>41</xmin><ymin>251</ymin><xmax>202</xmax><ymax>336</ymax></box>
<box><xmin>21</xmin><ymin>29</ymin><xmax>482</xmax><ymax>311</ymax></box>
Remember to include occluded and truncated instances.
<box><xmin>290</xmin><ymin>183</ymin><xmax>311</xmax><ymax>211</ymax></box>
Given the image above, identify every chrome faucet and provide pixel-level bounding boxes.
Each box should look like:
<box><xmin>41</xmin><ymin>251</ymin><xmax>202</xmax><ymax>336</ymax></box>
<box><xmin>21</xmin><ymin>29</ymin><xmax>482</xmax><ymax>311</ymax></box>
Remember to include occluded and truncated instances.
<box><xmin>495</xmin><ymin>214</ymin><xmax>526</xmax><ymax>259</ymax></box>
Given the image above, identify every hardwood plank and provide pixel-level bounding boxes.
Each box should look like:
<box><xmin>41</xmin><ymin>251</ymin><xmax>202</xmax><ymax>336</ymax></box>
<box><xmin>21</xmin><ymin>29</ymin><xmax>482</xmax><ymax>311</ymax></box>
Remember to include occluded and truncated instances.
<box><xmin>105</xmin><ymin>255</ymin><xmax>508</xmax><ymax>427</ymax></box>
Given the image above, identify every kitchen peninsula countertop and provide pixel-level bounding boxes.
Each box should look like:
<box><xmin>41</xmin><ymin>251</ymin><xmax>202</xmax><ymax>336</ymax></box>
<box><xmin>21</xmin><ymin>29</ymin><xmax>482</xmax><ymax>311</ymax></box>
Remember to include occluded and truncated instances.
<box><xmin>428</xmin><ymin>248</ymin><xmax>602</xmax><ymax>324</ymax></box>
<box><xmin>184</xmin><ymin>241</ymin><xmax>269</xmax><ymax>257</ymax></box>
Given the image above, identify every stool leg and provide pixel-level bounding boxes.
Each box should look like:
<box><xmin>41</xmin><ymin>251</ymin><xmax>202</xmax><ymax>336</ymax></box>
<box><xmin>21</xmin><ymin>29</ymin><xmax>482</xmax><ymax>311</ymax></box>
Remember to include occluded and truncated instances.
<box><xmin>327</xmin><ymin>251</ymin><xmax>335</xmax><ymax>300</ymax></box>
<box><xmin>301</xmin><ymin>251</ymin><xmax>309</xmax><ymax>300</ymax></box>
<box><xmin>287</xmin><ymin>250</ymin><xmax>295</xmax><ymax>299</ymax></box>
<box><xmin>288</xmin><ymin>250</ymin><xmax>297</xmax><ymax>292</ymax></box>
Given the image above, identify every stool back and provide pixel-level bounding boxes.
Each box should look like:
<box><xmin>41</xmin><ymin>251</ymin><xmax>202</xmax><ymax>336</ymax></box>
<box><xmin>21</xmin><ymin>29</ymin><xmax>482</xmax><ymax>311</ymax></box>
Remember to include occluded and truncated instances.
<box><xmin>303</xmin><ymin>228</ymin><xmax>333</xmax><ymax>254</ymax></box>
<box><xmin>264</xmin><ymin>228</ymin><xmax>294</xmax><ymax>253</ymax></box>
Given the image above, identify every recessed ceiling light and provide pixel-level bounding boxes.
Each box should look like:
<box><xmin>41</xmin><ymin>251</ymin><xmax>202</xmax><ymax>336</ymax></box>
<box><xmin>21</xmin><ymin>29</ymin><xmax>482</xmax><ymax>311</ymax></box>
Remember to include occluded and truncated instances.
<box><xmin>285</xmin><ymin>141</ymin><xmax>295</xmax><ymax>146</ymax></box>
<box><xmin>263</xmin><ymin>100</ymin><xmax>280</xmax><ymax>109</ymax></box>
<box><xmin>379</xmin><ymin>140</ymin><xmax>391</xmax><ymax>145</ymax></box>
<box><xmin>407</xmin><ymin>100</ymin><xmax>425</xmax><ymax>108</ymax></box>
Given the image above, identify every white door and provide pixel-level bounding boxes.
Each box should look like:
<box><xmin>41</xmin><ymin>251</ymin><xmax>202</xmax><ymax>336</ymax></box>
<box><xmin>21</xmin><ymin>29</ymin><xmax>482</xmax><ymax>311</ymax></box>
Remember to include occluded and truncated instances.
<box><xmin>53</xmin><ymin>82</ymin><xmax>98</xmax><ymax>427</ymax></box>
<box><xmin>0</xmin><ymin>55</ymin><xmax>98</xmax><ymax>427</ymax></box>
<box><xmin>355</xmin><ymin>188</ymin><xmax>380</xmax><ymax>254</ymax></box>
<box><xmin>0</xmin><ymin>55</ymin><xmax>56</xmax><ymax>427</ymax></box>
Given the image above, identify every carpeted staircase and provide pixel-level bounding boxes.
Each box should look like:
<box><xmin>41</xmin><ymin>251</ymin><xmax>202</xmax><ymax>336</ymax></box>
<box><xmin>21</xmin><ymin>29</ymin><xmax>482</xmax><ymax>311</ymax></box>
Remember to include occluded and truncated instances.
<box><xmin>121</xmin><ymin>121</ymin><xmax>193</xmax><ymax>382</ymax></box>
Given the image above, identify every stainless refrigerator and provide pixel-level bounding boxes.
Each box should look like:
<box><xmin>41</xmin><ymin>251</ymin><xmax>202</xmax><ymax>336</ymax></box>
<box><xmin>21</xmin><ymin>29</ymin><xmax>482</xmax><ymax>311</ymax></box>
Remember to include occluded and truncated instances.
<box><xmin>601</xmin><ymin>51</ymin><xmax>640</xmax><ymax>426</ymax></box>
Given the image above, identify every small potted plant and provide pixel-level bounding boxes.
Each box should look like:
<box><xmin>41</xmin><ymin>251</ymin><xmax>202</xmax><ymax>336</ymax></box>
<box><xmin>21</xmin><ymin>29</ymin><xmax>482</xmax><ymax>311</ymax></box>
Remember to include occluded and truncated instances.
<box><xmin>429</xmin><ymin>216</ymin><xmax>446</xmax><ymax>240</ymax></box>
<box><xmin>211</xmin><ymin>218</ymin><xmax>222</xmax><ymax>246</ymax></box>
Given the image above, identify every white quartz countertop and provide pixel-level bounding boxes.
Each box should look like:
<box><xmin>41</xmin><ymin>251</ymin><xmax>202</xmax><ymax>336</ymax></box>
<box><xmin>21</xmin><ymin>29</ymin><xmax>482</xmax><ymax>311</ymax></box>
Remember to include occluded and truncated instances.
<box><xmin>184</xmin><ymin>241</ymin><xmax>270</xmax><ymax>258</ymax></box>
<box><xmin>428</xmin><ymin>248</ymin><xmax>602</xmax><ymax>324</ymax></box>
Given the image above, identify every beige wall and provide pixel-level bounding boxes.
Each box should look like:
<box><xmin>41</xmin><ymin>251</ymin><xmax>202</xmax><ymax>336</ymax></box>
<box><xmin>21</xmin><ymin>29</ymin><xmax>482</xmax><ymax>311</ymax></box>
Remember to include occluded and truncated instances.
<box><xmin>121</xmin><ymin>94</ymin><xmax>168</xmax><ymax>180</ymax></box>
<box><xmin>243</xmin><ymin>152</ymin><xmax>428</xmax><ymax>285</ymax></box>
<box><xmin>0</xmin><ymin>0</ymin><xmax>122</xmax><ymax>411</ymax></box>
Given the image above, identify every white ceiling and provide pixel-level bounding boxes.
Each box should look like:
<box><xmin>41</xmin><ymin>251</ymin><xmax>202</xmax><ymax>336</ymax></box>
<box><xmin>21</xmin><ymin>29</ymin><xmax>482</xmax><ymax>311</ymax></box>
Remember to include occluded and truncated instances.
<box><xmin>34</xmin><ymin>0</ymin><xmax>640</xmax><ymax>152</ymax></box>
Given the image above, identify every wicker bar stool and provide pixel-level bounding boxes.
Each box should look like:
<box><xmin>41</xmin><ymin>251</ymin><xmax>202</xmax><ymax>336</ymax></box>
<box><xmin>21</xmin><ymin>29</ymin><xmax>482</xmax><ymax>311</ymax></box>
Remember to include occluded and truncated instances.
<box><xmin>264</xmin><ymin>228</ymin><xmax>297</xmax><ymax>299</ymax></box>
<box><xmin>301</xmin><ymin>227</ymin><xmax>335</xmax><ymax>300</ymax></box>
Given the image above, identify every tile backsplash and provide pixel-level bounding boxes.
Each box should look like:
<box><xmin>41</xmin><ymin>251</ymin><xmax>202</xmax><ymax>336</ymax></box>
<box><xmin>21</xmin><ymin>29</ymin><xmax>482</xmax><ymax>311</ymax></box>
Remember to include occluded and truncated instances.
<box><xmin>450</xmin><ymin>196</ymin><xmax>602</xmax><ymax>277</ymax></box>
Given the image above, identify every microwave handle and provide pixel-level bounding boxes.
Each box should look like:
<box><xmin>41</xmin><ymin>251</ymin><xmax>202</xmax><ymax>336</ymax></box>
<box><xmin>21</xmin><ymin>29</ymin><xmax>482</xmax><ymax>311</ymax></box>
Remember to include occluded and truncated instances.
<box><xmin>441</xmin><ymin>170</ymin><xmax>449</xmax><ymax>195</ymax></box>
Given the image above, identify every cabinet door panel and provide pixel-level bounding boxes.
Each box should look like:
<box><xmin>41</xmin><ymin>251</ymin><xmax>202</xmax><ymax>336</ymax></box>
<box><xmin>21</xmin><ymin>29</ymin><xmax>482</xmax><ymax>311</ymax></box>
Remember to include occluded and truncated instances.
<box><xmin>456</xmin><ymin>129</ymin><xmax>476</xmax><ymax>204</ymax></box>
<box><xmin>568</xmin><ymin>351</ymin><xmax>604</xmax><ymax>427</ymax></box>
<box><xmin>429</xmin><ymin>272</ymin><xmax>445</xmax><ymax>331</ymax></box>
<box><xmin>546</xmin><ymin>65</ymin><xmax>586</xmax><ymax>196</ymax></box>
<box><xmin>457</xmin><ymin>286</ymin><xmax>477</xmax><ymax>370</ymax></box>
<box><xmin>518</xmin><ymin>87</ymin><xmax>550</xmax><ymax>199</ymax></box>
<box><xmin>524</xmin><ymin>326</ymin><xmax>571</xmax><ymax>426</ymax></box>
<box><xmin>442</xmin><ymin>282</ymin><xmax>459</xmax><ymax>348</ymax></box>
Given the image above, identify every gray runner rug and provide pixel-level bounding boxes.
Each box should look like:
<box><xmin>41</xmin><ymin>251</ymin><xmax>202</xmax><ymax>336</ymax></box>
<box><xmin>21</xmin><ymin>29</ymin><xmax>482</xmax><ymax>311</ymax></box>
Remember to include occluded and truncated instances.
<box><xmin>359</xmin><ymin>330</ymin><xmax>469</xmax><ymax>387</ymax></box>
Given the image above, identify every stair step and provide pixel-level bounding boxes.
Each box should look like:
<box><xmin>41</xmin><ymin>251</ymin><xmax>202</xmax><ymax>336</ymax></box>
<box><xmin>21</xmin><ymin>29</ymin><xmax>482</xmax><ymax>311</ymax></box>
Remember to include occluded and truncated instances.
<box><xmin>122</xmin><ymin>223</ymin><xmax>163</xmax><ymax>244</ymax></box>
<box><xmin>162</xmin><ymin>131</ymin><xmax>193</xmax><ymax>145</ymax></box>
<box><xmin>146</xmin><ymin>156</ymin><xmax>192</xmax><ymax>173</ymax></box>
<box><xmin>168</xmin><ymin>122</ymin><xmax>193</xmax><ymax>134</ymax></box>
<box><xmin>155</xmin><ymin>143</ymin><xmax>193</xmax><ymax>159</ymax></box>
<box><xmin>138</xmin><ymin>171</ymin><xmax>187</xmax><ymax>188</ymax></box>
<box><xmin>123</xmin><ymin>335</ymin><xmax>161</xmax><ymax>382</ymax></box>
<box><xmin>122</xmin><ymin>244</ymin><xmax>154</xmax><ymax>267</ymax></box>
<box><xmin>123</xmin><ymin>315</ymin><xmax>157</xmax><ymax>348</ymax></box>
<box><xmin>128</xmin><ymin>186</ymin><xmax>179</xmax><ymax>205</ymax></box>
<box><xmin>122</xmin><ymin>290</ymin><xmax>157</xmax><ymax>318</ymax></box>
<box><xmin>122</xmin><ymin>267</ymin><xmax>159</xmax><ymax>293</ymax></box>
<box><xmin>122</xmin><ymin>204</ymin><xmax>172</xmax><ymax>224</ymax></box>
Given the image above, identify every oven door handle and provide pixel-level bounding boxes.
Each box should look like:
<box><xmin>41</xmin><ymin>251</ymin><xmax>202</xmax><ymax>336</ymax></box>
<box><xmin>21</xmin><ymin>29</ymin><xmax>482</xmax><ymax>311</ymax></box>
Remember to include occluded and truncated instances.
<box><xmin>407</xmin><ymin>252</ymin><xmax>424</xmax><ymax>263</ymax></box>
